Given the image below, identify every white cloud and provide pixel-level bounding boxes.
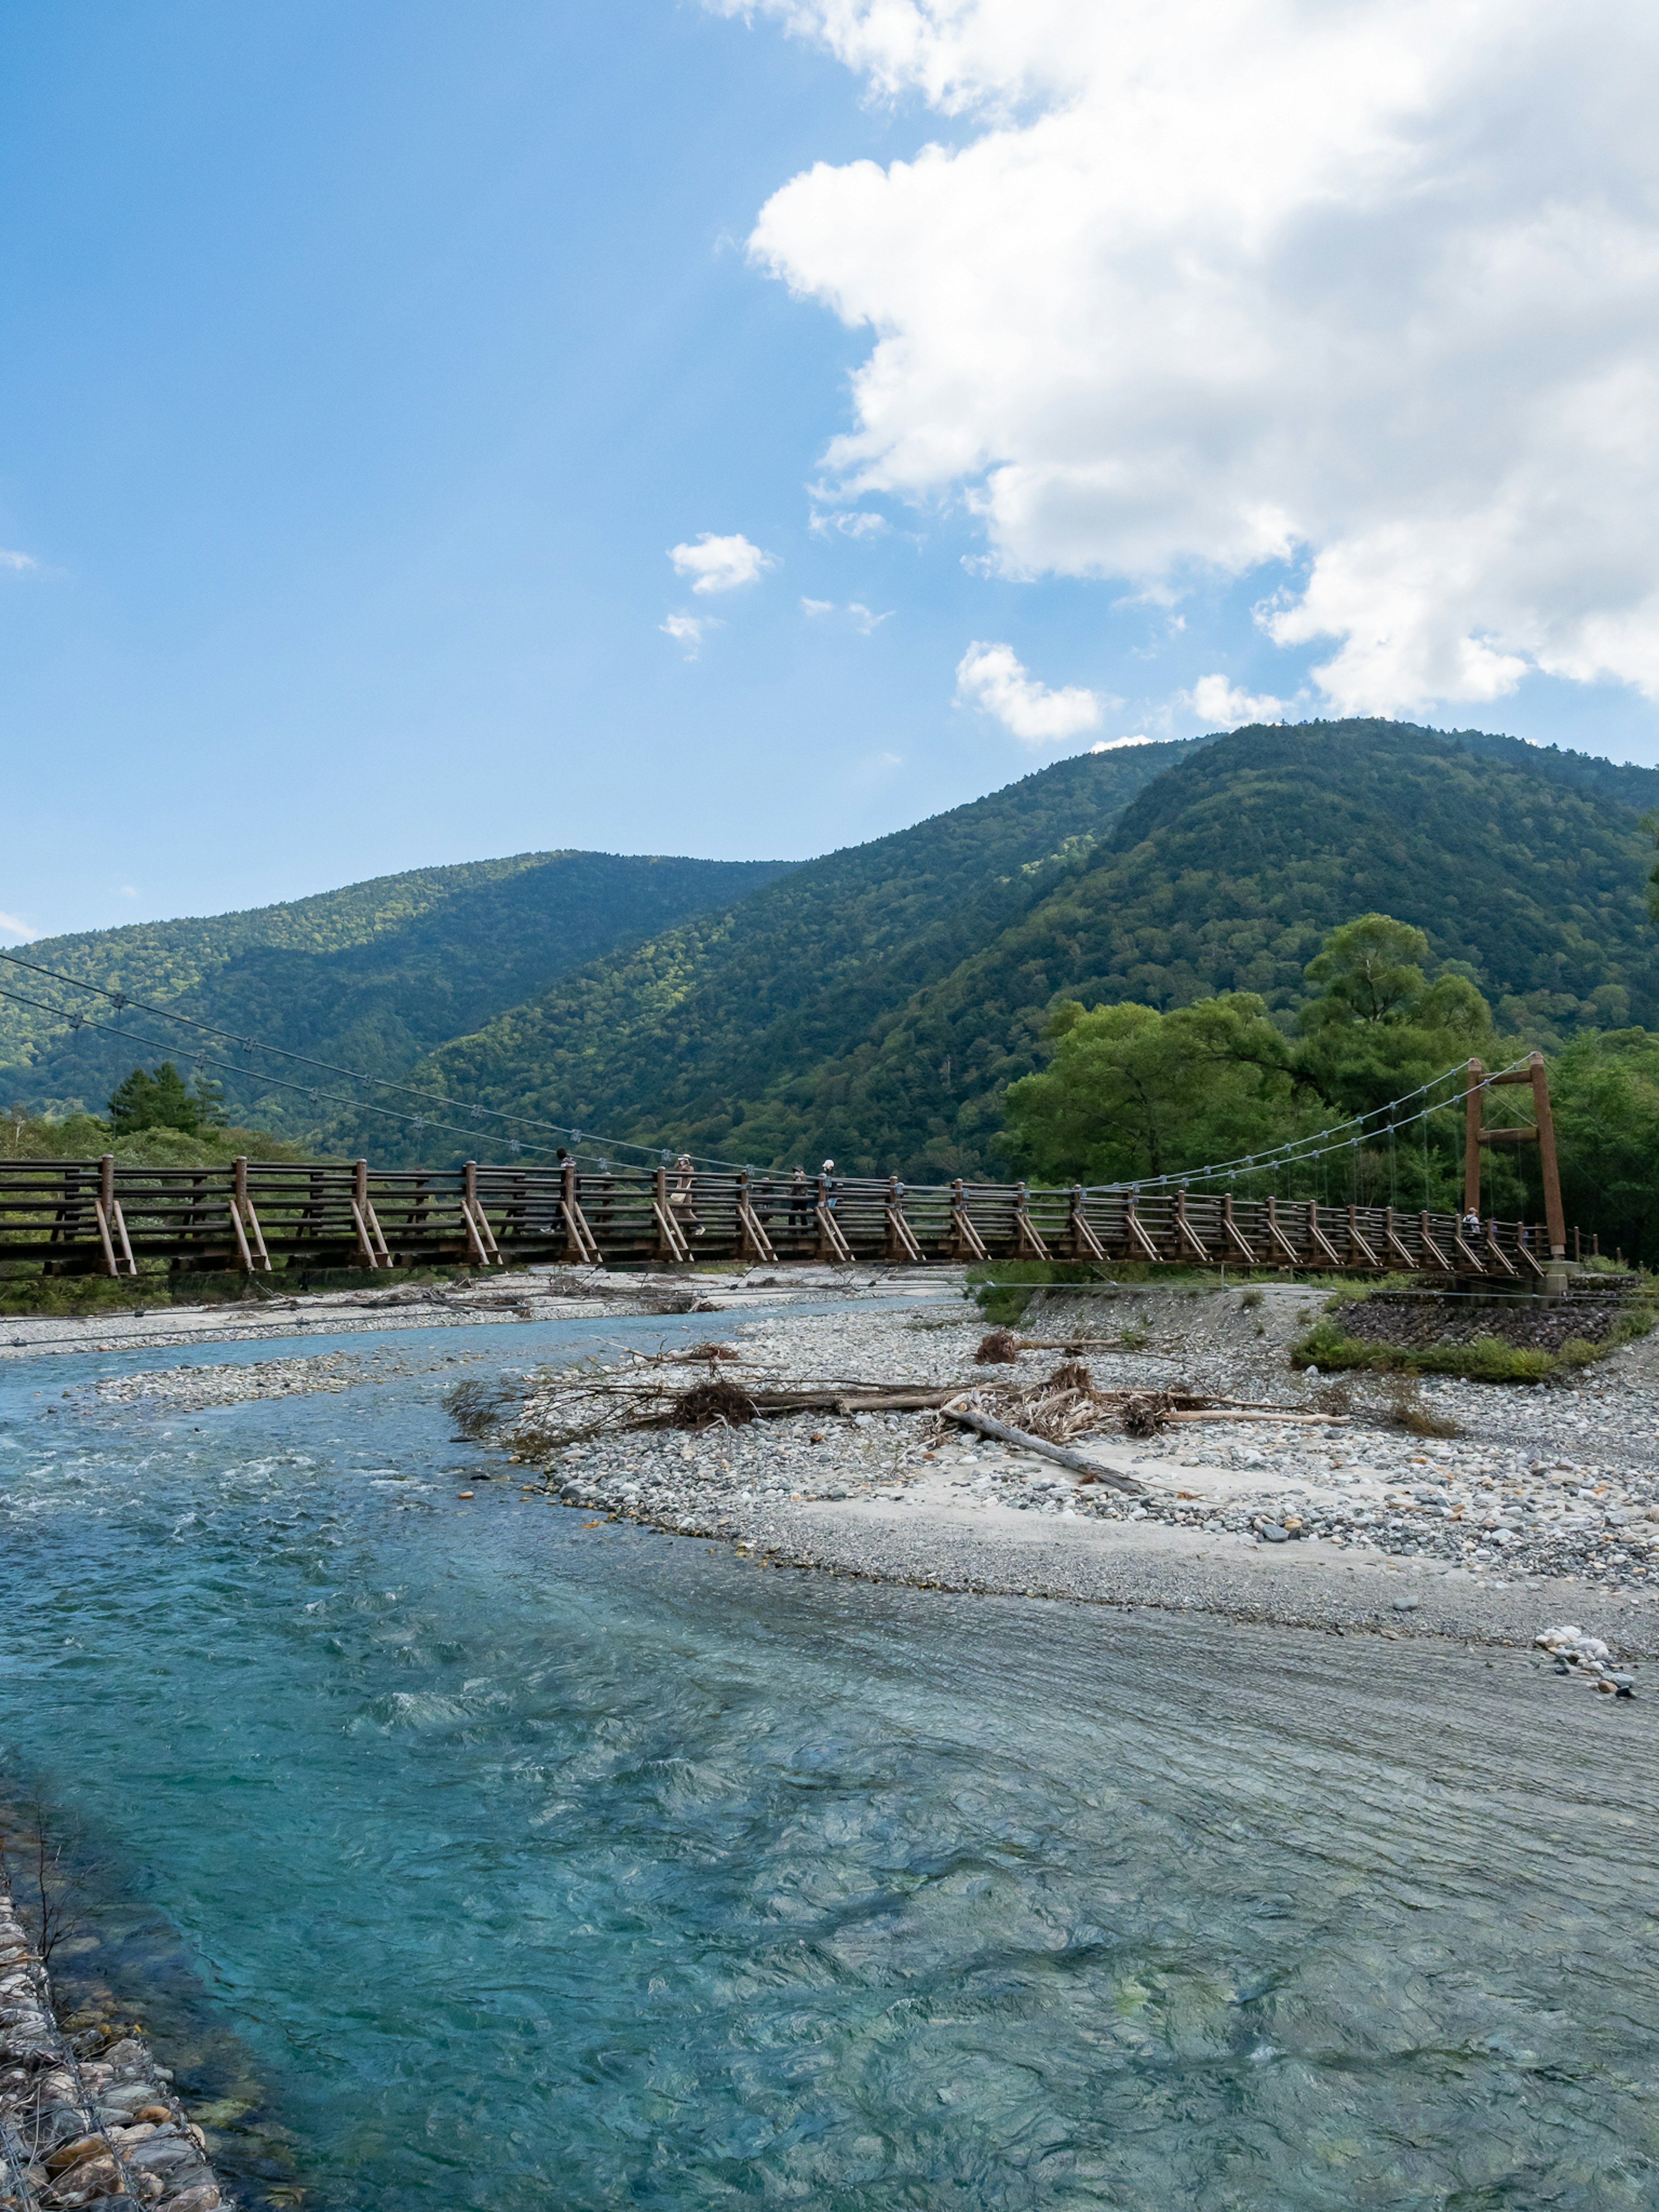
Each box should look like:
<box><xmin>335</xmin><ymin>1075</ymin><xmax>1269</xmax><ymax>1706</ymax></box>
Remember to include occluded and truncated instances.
<box><xmin>0</xmin><ymin>550</ymin><xmax>35</xmax><ymax>574</ymax></box>
<box><xmin>955</xmin><ymin>640</ymin><xmax>1103</xmax><ymax>743</ymax></box>
<box><xmin>809</xmin><ymin>508</ymin><xmax>890</xmax><ymax>539</ymax></box>
<box><xmin>667</xmin><ymin>531</ymin><xmax>777</xmax><ymax>594</ymax></box>
<box><xmin>1182</xmin><ymin>674</ymin><xmax>1293</xmax><ymax>728</ymax></box>
<box><xmin>0</xmin><ymin>910</ymin><xmax>37</xmax><ymax>940</ymax></box>
<box><xmin>801</xmin><ymin>596</ymin><xmax>893</xmax><ymax>631</ymax></box>
<box><xmin>660</xmin><ymin>611</ymin><xmax>721</xmax><ymax>657</ymax></box>
<box><xmin>1090</xmin><ymin>734</ymin><xmax>1153</xmax><ymax>752</ymax></box>
<box><xmin>724</xmin><ymin>0</ymin><xmax>1659</xmax><ymax>716</ymax></box>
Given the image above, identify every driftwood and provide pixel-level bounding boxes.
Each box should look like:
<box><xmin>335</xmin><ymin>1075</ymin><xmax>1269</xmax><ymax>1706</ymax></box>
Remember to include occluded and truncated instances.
<box><xmin>941</xmin><ymin>1395</ymin><xmax>1145</xmax><ymax>1494</ymax></box>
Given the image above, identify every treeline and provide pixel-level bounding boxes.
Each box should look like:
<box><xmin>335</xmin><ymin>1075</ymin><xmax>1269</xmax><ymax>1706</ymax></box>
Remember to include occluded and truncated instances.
<box><xmin>3</xmin><ymin>1061</ymin><xmax>311</xmax><ymax>1168</ymax></box>
<box><xmin>1002</xmin><ymin>913</ymin><xmax>1659</xmax><ymax>1262</ymax></box>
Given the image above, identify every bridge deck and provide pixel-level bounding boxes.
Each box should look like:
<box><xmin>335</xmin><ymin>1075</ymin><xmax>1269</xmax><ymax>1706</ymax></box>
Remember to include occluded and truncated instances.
<box><xmin>0</xmin><ymin>1157</ymin><xmax>1557</xmax><ymax>1283</ymax></box>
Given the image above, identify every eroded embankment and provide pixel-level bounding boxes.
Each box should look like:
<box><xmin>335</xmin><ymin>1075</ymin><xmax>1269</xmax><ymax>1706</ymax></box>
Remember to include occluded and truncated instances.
<box><xmin>0</xmin><ymin>1878</ymin><xmax>226</xmax><ymax>2212</ymax></box>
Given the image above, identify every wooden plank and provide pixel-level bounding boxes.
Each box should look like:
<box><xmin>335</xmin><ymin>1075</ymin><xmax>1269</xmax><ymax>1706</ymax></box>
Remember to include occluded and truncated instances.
<box><xmin>1222</xmin><ymin>1196</ymin><xmax>1257</xmax><ymax>1263</ymax></box>
<box><xmin>1068</xmin><ymin>1189</ymin><xmax>1106</xmax><ymax>1261</ymax></box>
<box><xmin>1264</xmin><ymin>1197</ymin><xmax>1300</xmax><ymax>1265</ymax></box>
<box><xmin>92</xmin><ymin>1195</ymin><xmax>119</xmax><ymax>1278</ymax></box>
<box><xmin>884</xmin><ymin>1196</ymin><xmax>922</xmax><ymax>1263</ymax></box>
<box><xmin>110</xmin><ymin>1201</ymin><xmax>137</xmax><ymax>1275</ymax></box>
<box><xmin>1305</xmin><ymin>1203</ymin><xmax>1345</xmax><ymax>1268</ymax></box>
<box><xmin>652</xmin><ymin>1198</ymin><xmax>691</xmax><ymax>1264</ymax></box>
<box><xmin>1014</xmin><ymin>1185</ymin><xmax>1051</xmax><ymax>1260</ymax></box>
<box><xmin>1124</xmin><ymin>1201</ymin><xmax>1163</xmax><ymax>1263</ymax></box>
<box><xmin>1176</xmin><ymin>1190</ymin><xmax>1213</xmax><ymax>1262</ymax></box>
<box><xmin>1419</xmin><ymin>1213</ymin><xmax>1454</xmax><ymax>1271</ymax></box>
<box><xmin>1346</xmin><ymin>1208</ymin><xmax>1382</xmax><ymax>1270</ymax></box>
<box><xmin>816</xmin><ymin>1203</ymin><xmax>853</xmax><ymax>1264</ymax></box>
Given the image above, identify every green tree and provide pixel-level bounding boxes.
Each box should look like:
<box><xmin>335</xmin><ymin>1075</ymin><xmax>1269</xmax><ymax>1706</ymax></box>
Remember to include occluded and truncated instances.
<box><xmin>107</xmin><ymin>1062</ymin><xmax>227</xmax><ymax>1136</ymax></box>
<box><xmin>1002</xmin><ymin>993</ymin><xmax>1313</xmax><ymax>1183</ymax></box>
<box><xmin>1297</xmin><ymin>913</ymin><xmax>1492</xmax><ymax>1119</ymax></box>
<box><xmin>1528</xmin><ymin>1028</ymin><xmax>1659</xmax><ymax>1262</ymax></box>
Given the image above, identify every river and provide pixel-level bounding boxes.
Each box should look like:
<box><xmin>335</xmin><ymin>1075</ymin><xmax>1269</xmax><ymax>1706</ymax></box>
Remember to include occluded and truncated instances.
<box><xmin>2</xmin><ymin>1307</ymin><xmax>1656</xmax><ymax>2210</ymax></box>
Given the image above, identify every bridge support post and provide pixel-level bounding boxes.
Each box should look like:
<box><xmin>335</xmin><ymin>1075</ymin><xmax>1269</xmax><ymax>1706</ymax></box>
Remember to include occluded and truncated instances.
<box><xmin>1464</xmin><ymin>1057</ymin><xmax>1484</xmax><ymax>1216</ymax></box>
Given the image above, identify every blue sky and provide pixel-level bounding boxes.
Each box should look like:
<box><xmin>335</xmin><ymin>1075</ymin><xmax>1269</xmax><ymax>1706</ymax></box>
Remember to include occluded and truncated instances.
<box><xmin>3</xmin><ymin>0</ymin><xmax>1657</xmax><ymax>941</ymax></box>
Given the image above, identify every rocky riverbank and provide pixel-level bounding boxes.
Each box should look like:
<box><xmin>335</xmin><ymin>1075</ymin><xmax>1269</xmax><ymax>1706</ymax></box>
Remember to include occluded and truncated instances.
<box><xmin>460</xmin><ymin>1285</ymin><xmax>1659</xmax><ymax>1654</ymax></box>
<box><xmin>0</xmin><ymin>1879</ymin><xmax>226</xmax><ymax>2212</ymax></box>
<box><xmin>0</xmin><ymin>1265</ymin><xmax>947</xmax><ymax>1362</ymax></box>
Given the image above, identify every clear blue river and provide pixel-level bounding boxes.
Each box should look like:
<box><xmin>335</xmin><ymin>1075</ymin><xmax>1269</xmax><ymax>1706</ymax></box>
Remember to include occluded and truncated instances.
<box><xmin>3</xmin><ymin>1307</ymin><xmax>1659</xmax><ymax>2210</ymax></box>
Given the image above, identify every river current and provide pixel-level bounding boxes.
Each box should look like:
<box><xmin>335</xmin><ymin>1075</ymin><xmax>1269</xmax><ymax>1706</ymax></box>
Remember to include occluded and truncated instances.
<box><xmin>3</xmin><ymin>1306</ymin><xmax>1657</xmax><ymax>2210</ymax></box>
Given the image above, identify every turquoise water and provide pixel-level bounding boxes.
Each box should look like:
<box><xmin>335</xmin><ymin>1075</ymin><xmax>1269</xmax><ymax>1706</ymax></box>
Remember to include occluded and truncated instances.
<box><xmin>3</xmin><ymin>1309</ymin><xmax>1659</xmax><ymax>2210</ymax></box>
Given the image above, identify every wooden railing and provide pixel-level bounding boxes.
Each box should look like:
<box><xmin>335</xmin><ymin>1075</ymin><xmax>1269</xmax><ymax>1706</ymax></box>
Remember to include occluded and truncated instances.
<box><xmin>0</xmin><ymin>1155</ymin><xmax>1564</xmax><ymax>1282</ymax></box>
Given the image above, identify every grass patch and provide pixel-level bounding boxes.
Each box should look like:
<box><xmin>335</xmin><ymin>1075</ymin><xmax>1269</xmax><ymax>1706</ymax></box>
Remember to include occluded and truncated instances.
<box><xmin>1291</xmin><ymin>1307</ymin><xmax>1653</xmax><ymax>1384</ymax></box>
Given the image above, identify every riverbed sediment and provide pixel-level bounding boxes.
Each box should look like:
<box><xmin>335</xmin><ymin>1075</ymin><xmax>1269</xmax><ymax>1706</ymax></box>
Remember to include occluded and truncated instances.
<box><xmin>470</xmin><ymin>1284</ymin><xmax>1659</xmax><ymax>1658</ymax></box>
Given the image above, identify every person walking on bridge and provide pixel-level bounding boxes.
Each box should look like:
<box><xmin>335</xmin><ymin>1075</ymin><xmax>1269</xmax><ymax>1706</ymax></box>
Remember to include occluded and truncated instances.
<box><xmin>671</xmin><ymin>1153</ymin><xmax>705</xmax><ymax>1238</ymax></box>
<box><xmin>788</xmin><ymin>1166</ymin><xmax>811</xmax><ymax>1235</ymax></box>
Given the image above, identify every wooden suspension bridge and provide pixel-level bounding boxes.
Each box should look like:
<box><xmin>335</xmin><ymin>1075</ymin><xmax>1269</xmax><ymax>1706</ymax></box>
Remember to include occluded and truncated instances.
<box><xmin>0</xmin><ymin>1057</ymin><xmax>1575</xmax><ymax>1283</ymax></box>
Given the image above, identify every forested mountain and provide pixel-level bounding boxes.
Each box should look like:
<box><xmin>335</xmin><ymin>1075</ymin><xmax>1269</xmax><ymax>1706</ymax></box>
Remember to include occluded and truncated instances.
<box><xmin>10</xmin><ymin>720</ymin><xmax>1657</xmax><ymax>1184</ymax></box>
<box><xmin>383</xmin><ymin>720</ymin><xmax>1659</xmax><ymax>1178</ymax></box>
<box><xmin>0</xmin><ymin>850</ymin><xmax>795</xmax><ymax>1123</ymax></box>
<box><xmin>328</xmin><ymin>739</ymin><xmax>1205</xmax><ymax>1166</ymax></box>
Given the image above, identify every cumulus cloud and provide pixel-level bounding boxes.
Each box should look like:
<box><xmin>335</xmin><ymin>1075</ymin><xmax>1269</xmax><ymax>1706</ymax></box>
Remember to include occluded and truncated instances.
<box><xmin>660</xmin><ymin>611</ymin><xmax>721</xmax><ymax>657</ymax></box>
<box><xmin>722</xmin><ymin>0</ymin><xmax>1659</xmax><ymax>715</ymax></box>
<box><xmin>1182</xmin><ymin>674</ymin><xmax>1293</xmax><ymax>728</ymax></box>
<box><xmin>1090</xmin><ymin>734</ymin><xmax>1153</xmax><ymax>752</ymax></box>
<box><xmin>955</xmin><ymin>640</ymin><xmax>1103</xmax><ymax>742</ymax></box>
<box><xmin>668</xmin><ymin>531</ymin><xmax>777</xmax><ymax>594</ymax></box>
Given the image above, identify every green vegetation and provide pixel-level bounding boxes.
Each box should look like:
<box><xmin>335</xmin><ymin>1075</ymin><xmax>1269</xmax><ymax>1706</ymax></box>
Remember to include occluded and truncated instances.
<box><xmin>0</xmin><ymin>850</ymin><xmax>796</xmax><ymax>1132</ymax></box>
<box><xmin>11</xmin><ymin>715</ymin><xmax>1659</xmax><ymax>1262</ymax></box>
<box><xmin>0</xmin><ymin>1102</ymin><xmax>311</xmax><ymax>1169</ymax></box>
<box><xmin>1292</xmin><ymin>1305</ymin><xmax>1655</xmax><ymax>1384</ymax></box>
<box><xmin>379</xmin><ymin>718</ymin><xmax>1659</xmax><ymax>1187</ymax></box>
<box><xmin>107</xmin><ymin>1061</ymin><xmax>227</xmax><ymax>1136</ymax></box>
<box><xmin>337</xmin><ymin>740</ymin><xmax>1201</xmax><ymax>1170</ymax></box>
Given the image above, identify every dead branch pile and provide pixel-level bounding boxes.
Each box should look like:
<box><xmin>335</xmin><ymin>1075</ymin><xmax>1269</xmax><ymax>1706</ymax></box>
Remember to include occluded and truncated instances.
<box><xmin>952</xmin><ymin>1373</ymin><xmax>1208</xmax><ymax>1444</ymax></box>
<box><xmin>671</xmin><ymin>1378</ymin><xmax>756</xmax><ymax>1428</ymax></box>
<box><xmin>1119</xmin><ymin>1390</ymin><xmax>1180</xmax><ymax>1438</ymax></box>
<box><xmin>457</xmin><ymin>1348</ymin><xmax>1286</xmax><ymax>1467</ymax></box>
<box><xmin>974</xmin><ymin>1329</ymin><xmax>1020</xmax><ymax>1364</ymax></box>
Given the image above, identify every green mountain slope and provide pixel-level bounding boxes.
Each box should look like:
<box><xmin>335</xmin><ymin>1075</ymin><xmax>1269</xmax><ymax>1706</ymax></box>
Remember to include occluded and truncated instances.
<box><xmin>0</xmin><ymin>850</ymin><xmax>795</xmax><ymax>1124</ymax></box>
<box><xmin>349</xmin><ymin>740</ymin><xmax>1205</xmax><ymax>1165</ymax></box>
<box><xmin>397</xmin><ymin>720</ymin><xmax>1659</xmax><ymax>1178</ymax></box>
<box><xmin>747</xmin><ymin>719</ymin><xmax>1659</xmax><ymax>1173</ymax></box>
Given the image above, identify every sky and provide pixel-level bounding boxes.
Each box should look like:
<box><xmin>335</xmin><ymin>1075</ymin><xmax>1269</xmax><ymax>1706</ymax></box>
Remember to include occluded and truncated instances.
<box><xmin>3</xmin><ymin>0</ymin><xmax>1659</xmax><ymax>941</ymax></box>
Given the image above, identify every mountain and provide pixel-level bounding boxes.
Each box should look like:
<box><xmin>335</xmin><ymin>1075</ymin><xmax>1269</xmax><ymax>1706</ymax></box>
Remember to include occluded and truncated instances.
<box><xmin>331</xmin><ymin>739</ymin><xmax>1207</xmax><ymax>1167</ymax></box>
<box><xmin>0</xmin><ymin>850</ymin><xmax>795</xmax><ymax>1124</ymax></box>
<box><xmin>387</xmin><ymin>720</ymin><xmax>1659</xmax><ymax>1178</ymax></box>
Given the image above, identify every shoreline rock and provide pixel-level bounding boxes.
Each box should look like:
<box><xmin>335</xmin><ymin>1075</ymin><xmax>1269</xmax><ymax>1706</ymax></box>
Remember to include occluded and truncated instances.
<box><xmin>0</xmin><ymin>1879</ymin><xmax>230</xmax><ymax>2212</ymax></box>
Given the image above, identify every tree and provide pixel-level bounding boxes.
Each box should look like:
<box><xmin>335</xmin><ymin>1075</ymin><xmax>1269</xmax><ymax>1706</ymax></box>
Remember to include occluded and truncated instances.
<box><xmin>1297</xmin><ymin>913</ymin><xmax>1492</xmax><ymax>1119</ymax></box>
<box><xmin>1002</xmin><ymin>993</ymin><xmax>1313</xmax><ymax>1184</ymax></box>
<box><xmin>107</xmin><ymin>1062</ymin><xmax>227</xmax><ymax>1136</ymax></box>
<box><xmin>1531</xmin><ymin>1028</ymin><xmax>1659</xmax><ymax>1263</ymax></box>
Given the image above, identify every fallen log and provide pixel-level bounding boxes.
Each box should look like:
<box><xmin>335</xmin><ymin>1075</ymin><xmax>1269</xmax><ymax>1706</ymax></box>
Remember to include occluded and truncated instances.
<box><xmin>941</xmin><ymin>1395</ymin><xmax>1145</xmax><ymax>1495</ymax></box>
